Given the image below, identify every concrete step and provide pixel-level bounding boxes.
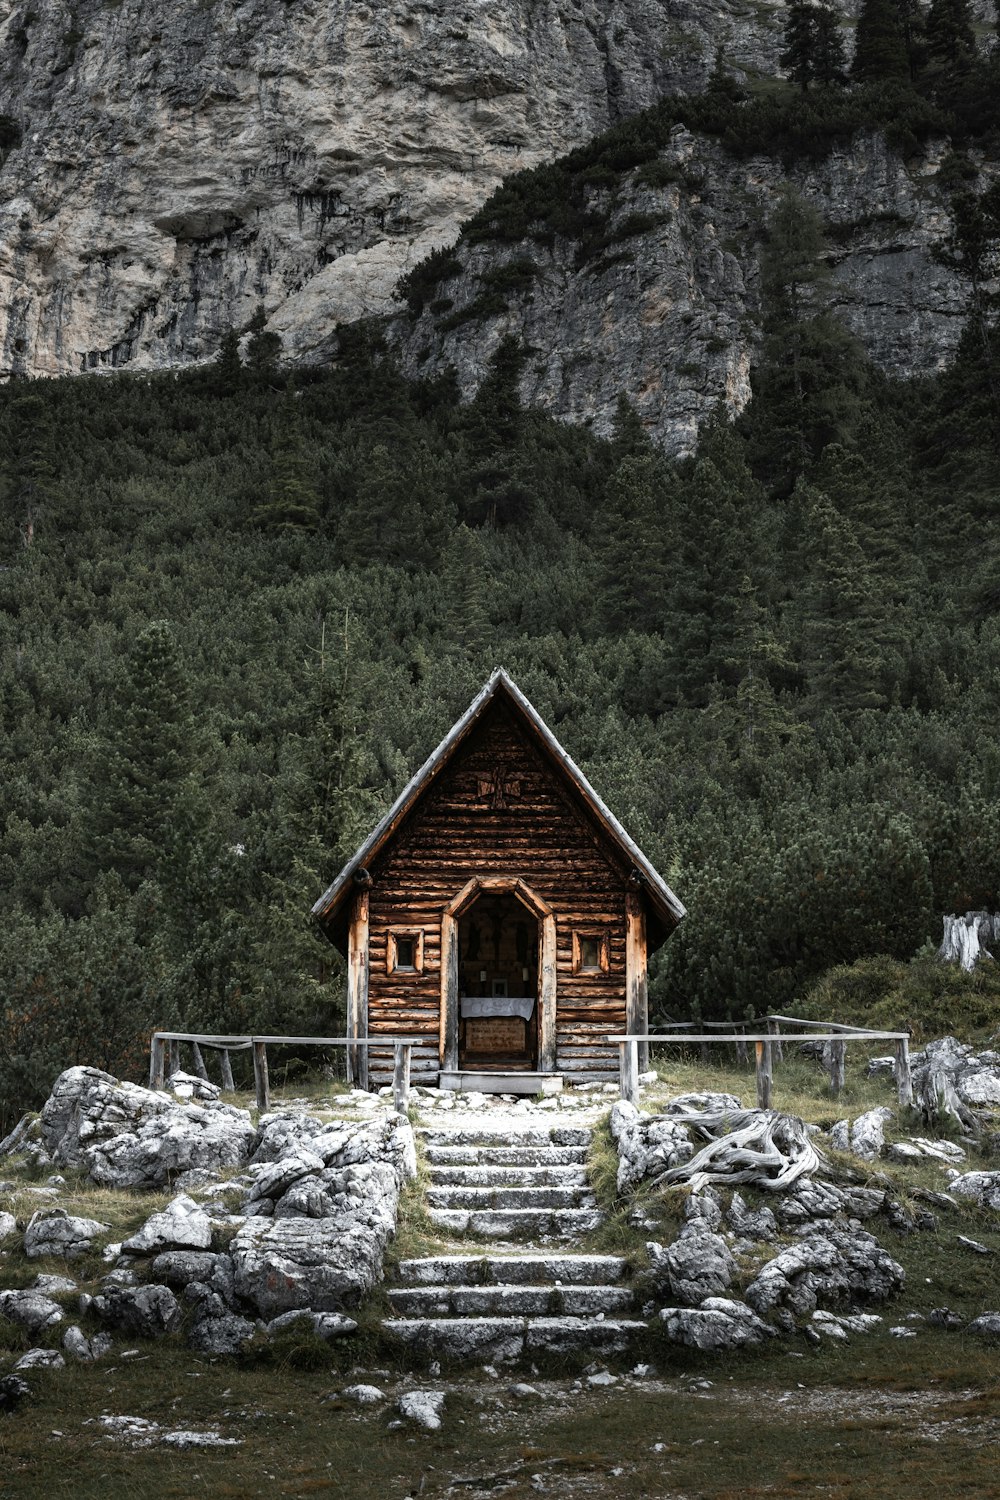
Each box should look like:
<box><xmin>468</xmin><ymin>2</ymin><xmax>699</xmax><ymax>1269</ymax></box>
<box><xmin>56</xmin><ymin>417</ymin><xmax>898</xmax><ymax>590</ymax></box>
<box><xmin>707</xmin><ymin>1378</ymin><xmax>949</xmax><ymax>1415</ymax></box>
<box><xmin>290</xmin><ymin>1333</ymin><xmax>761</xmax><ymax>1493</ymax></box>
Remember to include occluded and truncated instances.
<box><xmin>426</xmin><ymin>1184</ymin><xmax>597</xmax><ymax>1211</ymax></box>
<box><xmin>428</xmin><ymin>1164</ymin><xmax>590</xmax><ymax>1188</ymax></box>
<box><xmin>384</xmin><ymin>1316</ymin><xmax>648</xmax><ymax>1362</ymax></box>
<box><xmin>419</xmin><ymin>1126</ymin><xmax>592</xmax><ymax>1149</ymax></box>
<box><xmin>427</xmin><ymin>1206</ymin><xmax>604</xmax><ymax>1239</ymax></box>
<box><xmin>386</xmin><ymin>1284</ymin><xmax>636</xmax><ymax>1318</ymax></box>
<box><xmin>425</xmin><ymin>1144</ymin><xmax>589</xmax><ymax>1168</ymax></box>
<box><xmin>395</xmin><ymin>1253</ymin><xmax>630</xmax><ymax>1287</ymax></box>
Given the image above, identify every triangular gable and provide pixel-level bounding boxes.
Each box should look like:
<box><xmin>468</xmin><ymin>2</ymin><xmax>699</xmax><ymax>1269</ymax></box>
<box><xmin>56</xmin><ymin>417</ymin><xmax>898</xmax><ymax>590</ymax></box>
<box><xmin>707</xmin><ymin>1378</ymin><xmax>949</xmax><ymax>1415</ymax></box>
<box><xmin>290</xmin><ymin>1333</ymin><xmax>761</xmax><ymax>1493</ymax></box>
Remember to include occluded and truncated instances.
<box><xmin>312</xmin><ymin>668</ymin><xmax>685</xmax><ymax>946</ymax></box>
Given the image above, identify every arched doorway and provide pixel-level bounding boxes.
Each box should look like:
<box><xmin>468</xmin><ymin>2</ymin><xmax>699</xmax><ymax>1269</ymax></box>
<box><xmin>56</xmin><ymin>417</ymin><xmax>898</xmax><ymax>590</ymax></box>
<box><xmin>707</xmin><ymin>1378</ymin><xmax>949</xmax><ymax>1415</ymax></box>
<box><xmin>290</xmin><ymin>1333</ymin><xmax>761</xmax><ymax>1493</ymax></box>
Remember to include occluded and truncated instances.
<box><xmin>439</xmin><ymin>876</ymin><xmax>556</xmax><ymax>1074</ymax></box>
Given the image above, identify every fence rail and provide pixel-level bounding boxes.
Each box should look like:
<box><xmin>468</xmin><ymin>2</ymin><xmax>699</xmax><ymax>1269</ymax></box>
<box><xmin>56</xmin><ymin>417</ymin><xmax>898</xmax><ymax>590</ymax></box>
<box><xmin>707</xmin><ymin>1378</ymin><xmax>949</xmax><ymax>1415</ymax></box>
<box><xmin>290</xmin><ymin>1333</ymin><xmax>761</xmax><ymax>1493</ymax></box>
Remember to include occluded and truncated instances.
<box><xmin>148</xmin><ymin>1031</ymin><xmax>420</xmax><ymax>1113</ymax></box>
<box><xmin>609</xmin><ymin>1026</ymin><xmax>912</xmax><ymax>1111</ymax></box>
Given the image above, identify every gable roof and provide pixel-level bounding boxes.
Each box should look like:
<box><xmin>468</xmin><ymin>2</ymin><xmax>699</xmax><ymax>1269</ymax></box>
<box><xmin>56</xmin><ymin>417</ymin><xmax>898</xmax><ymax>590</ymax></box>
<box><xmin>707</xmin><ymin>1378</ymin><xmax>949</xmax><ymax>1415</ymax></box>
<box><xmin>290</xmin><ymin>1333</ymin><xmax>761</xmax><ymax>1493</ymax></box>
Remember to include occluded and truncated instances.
<box><xmin>312</xmin><ymin>668</ymin><xmax>686</xmax><ymax>947</ymax></box>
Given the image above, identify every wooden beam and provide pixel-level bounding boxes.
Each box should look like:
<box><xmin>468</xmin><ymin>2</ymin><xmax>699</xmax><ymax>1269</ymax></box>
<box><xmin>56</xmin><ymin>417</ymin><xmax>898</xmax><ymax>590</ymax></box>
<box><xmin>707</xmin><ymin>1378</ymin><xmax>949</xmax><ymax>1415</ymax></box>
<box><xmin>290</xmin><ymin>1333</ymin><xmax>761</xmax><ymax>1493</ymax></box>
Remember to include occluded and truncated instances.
<box><xmin>253</xmin><ymin>1041</ymin><xmax>270</xmax><ymax>1113</ymax></box>
<box><xmin>347</xmin><ymin>890</ymin><xmax>370</xmax><ymax>1090</ymax></box>
<box><xmin>440</xmin><ymin>910</ymin><xmax>459</xmax><ymax>1070</ymax></box>
<box><xmin>755</xmin><ymin>1039</ymin><xmax>773</xmax><ymax>1109</ymax></box>
<box><xmin>619</xmin><ymin>1040</ymin><xmax>639</xmax><ymax>1105</ymax></box>
<box><xmin>896</xmin><ymin>1037</ymin><xmax>913</xmax><ymax>1109</ymax></box>
<box><xmin>393</xmin><ymin>1042</ymin><xmax>412</xmax><ymax>1114</ymax></box>
<box><xmin>539</xmin><ymin>911</ymin><xmax>557</xmax><ymax>1074</ymax></box>
<box><xmin>149</xmin><ymin>1035</ymin><xmax>165</xmax><ymax>1090</ymax></box>
<box><xmin>625</xmin><ymin>892</ymin><xmax>648</xmax><ymax>1073</ymax></box>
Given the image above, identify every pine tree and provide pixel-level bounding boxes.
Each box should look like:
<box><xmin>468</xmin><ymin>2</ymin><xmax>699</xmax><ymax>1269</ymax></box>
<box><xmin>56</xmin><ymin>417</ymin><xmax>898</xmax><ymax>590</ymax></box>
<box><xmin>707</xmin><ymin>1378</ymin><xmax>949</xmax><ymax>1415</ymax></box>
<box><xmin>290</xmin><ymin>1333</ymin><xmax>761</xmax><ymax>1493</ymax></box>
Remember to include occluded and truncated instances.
<box><xmin>85</xmin><ymin>621</ymin><xmax>202</xmax><ymax>888</ymax></box>
<box><xmin>245</xmin><ymin>304</ymin><xmax>282</xmax><ymax>376</ymax></box>
<box><xmin>782</xmin><ymin>2</ymin><xmax>818</xmax><ymax>89</ymax></box>
<box><xmin>813</xmin><ymin>5</ymin><xmax>849</xmax><ymax>83</ymax></box>
<box><xmin>852</xmin><ymin>0</ymin><xmax>911</xmax><ymax>80</ymax></box>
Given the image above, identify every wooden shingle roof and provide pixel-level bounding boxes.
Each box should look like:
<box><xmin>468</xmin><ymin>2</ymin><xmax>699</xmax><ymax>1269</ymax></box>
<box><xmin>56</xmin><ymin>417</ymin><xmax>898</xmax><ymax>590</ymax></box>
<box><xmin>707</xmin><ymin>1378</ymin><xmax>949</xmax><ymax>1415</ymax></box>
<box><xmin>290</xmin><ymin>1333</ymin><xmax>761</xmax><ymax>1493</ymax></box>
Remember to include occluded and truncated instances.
<box><xmin>312</xmin><ymin>668</ymin><xmax>685</xmax><ymax>948</ymax></box>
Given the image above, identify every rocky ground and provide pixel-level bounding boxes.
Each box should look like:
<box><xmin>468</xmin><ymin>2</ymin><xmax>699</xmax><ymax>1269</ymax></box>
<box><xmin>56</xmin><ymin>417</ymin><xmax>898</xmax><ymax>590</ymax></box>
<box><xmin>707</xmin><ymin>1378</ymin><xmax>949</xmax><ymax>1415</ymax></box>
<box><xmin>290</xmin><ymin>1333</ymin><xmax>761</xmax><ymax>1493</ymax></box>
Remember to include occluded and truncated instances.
<box><xmin>3</xmin><ymin>1039</ymin><xmax>1000</xmax><ymax>1491</ymax></box>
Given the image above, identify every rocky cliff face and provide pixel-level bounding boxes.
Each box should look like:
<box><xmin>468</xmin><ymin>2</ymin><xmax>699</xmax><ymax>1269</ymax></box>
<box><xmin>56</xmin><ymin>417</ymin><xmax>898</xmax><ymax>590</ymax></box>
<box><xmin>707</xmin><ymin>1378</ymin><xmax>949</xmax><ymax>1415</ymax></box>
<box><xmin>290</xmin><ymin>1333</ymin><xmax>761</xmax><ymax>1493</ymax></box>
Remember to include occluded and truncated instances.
<box><xmin>390</xmin><ymin>128</ymin><xmax>976</xmax><ymax>457</ymax></box>
<box><xmin>0</xmin><ymin>0</ymin><xmax>794</xmax><ymax>379</ymax></box>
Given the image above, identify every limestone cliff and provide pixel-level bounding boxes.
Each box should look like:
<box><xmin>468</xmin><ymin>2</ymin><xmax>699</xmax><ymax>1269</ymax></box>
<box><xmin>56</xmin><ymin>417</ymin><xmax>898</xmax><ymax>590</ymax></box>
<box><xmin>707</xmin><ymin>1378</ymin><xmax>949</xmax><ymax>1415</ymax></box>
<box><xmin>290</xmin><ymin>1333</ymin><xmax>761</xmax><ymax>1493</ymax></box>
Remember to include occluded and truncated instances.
<box><xmin>389</xmin><ymin>127</ymin><xmax>982</xmax><ymax>456</ymax></box>
<box><xmin>0</xmin><ymin>0</ymin><xmax>793</xmax><ymax>378</ymax></box>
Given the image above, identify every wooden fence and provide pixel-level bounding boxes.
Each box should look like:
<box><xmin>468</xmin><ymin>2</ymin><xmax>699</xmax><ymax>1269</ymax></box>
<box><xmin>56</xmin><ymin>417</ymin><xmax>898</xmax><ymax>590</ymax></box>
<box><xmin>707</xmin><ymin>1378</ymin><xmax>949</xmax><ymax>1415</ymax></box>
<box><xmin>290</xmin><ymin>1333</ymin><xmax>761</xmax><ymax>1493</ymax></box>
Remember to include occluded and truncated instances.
<box><xmin>148</xmin><ymin>1032</ymin><xmax>421</xmax><ymax>1114</ymax></box>
<box><xmin>610</xmin><ymin>1019</ymin><xmax>913</xmax><ymax>1111</ymax></box>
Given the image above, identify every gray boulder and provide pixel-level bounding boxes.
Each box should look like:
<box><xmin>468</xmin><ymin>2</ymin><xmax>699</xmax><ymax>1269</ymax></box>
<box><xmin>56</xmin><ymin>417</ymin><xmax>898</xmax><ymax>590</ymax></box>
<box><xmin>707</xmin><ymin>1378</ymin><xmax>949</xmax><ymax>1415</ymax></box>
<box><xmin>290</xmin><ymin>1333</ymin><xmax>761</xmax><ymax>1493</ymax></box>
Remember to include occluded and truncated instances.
<box><xmin>39</xmin><ymin>1066</ymin><xmax>255</xmax><ymax>1189</ymax></box>
<box><xmin>965</xmin><ymin>1312</ymin><xmax>1000</xmax><ymax>1341</ymax></box>
<box><xmin>948</xmin><ymin>1172</ymin><xmax>1000</xmax><ymax>1211</ymax></box>
<box><xmin>150</xmin><ymin>1250</ymin><xmax>221</xmax><ymax>1289</ymax></box>
<box><xmin>24</xmin><ymin>1208</ymin><xmax>110</xmax><ymax>1260</ymax></box>
<box><xmin>0</xmin><ymin>1211</ymin><xmax>17</xmax><ymax>1241</ymax></box>
<box><xmin>122</xmin><ymin>1194</ymin><xmax>213</xmax><ymax>1255</ymax></box>
<box><xmin>397</xmin><ymin>1391</ymin><xmax>445</xmax><ymax>1430</ymax></box>
<box><xmin>62</xmin><ymin>1325</ymin><xmax>113</xmax><ymax>1361</ymax></box>
<box><xmin>167</xmin><ymin>1071</ymin><xmax>222</xmax><ymax>1102</ymax></box>
<box><xmin>659</xmin><ymin>1297</ymin><xmax>774</xmax><ymax>1350</ymax></box>
<box><xmin>726</xmin><ymin>1192</ymin><xmax>777</xmax><ymax>1241</ymax></box>
<box><xmin>91</xmin><ymin>1283</ymin><xmax>183</xmax><ymax>1337</ymax></box>
<box><xmin>745</xmin><ymin>1227</ymin><xmax>904</xmax><ymax>1325</ymax></box>
<box><xmin>14</xmin><ymin>1348</ymin><xmax>65</xmax><ymax>1370</ymax></box>
<box><xmin>610</xmin><ymin>1100</ymin><xmax>693</xmax><ymax>1194</ymax></box>
<box><xmin>0</xmin><ymin>1290</ymin><xmax>65</xmax><ymax>1335</ymax></box>
<box><xmin>649</xmin><ymin>1224</ymin><xmax>736</xmax><ymax>1307</ymax></box>
<box><xmin>266</xmin><ymin>1309</ymin><xmax>358</xmax><ymax>1340</ymax></box>
<box><xmin>231</xmin><ymin>1212</ymin><xmax>391</xmax><ymax>1318</ymax></box>
<box><xmin>184</xmin><ymin>1284</ymin><xmax>256</xmax><ymax>1355</ymax></box>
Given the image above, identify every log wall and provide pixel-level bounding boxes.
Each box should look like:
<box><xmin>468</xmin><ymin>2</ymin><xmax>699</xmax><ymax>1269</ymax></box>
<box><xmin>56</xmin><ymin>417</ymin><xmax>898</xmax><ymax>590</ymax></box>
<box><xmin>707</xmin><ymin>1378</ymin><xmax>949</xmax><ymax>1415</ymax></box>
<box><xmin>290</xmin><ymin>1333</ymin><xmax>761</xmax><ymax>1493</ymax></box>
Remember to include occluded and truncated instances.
<box><xmin>365</xmin><ymin>704</ymin><xmax>631</xmax><ymax>1082</ymax></box>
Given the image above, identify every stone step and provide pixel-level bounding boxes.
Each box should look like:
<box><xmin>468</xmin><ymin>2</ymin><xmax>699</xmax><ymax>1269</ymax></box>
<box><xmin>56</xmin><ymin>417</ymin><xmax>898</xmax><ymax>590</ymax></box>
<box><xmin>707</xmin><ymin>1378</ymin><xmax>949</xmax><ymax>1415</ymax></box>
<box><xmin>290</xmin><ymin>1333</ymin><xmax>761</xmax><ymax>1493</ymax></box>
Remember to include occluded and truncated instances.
<box><xmin>428</xmin><ymin>1164</ymin><xmax>590</xmax><ymax>1188</ymax></box>
<box><xmin>427</xmin><ymin>1206</ymin><xmax>603</xmax><ymax>1239</ymax></box>
<box><xmin>383</xmin><ymin>1316</ymin><xmax>649</xmax><ymax>1362</ymax></box>
<box><xmin>386</xmin><ymin>1284</ymin><xmax>636</xmax><ymax>1318</ymax></box>
<box><xmin>395</xmin><ymin>1253</ymin><xmax>630</xmax><ymax>1287</ymax></box>
<box><xmin>426</xmin><ymin>1184</ymin><xmax>596</xmax><ymax>1211</ymax></box>
<box><xmin>425</xmin><ymin>1144</ymin><xmax>590</xmax><ymax>1168</ymax></box>
<box><xmin>419</xmin><ymin>1126</ymin><xmax>592</xmax><ymax>1149</ymax></box>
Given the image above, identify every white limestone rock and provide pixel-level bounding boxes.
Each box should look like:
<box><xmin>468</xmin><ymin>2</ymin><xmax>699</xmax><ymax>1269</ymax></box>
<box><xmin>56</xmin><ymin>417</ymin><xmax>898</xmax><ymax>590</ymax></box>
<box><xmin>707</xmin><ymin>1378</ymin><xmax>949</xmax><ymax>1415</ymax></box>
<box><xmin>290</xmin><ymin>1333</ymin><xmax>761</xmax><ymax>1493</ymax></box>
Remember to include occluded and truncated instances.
<box><xmin>745</xmin><ymin>1227</ymin><xmax>904</xmax><ymax>1326</ymax></box>
<box><xmin>24</xmin><ymin>1208</ymin><xmax>110</xmax><ymax>1260</ymax></box>
<box><xmin>91</xmin><ymin>1283</ymin><xmax>184</xmax><ymax>1338</ymax></box>
<box><xmin>0</xmin><ymin>1211</ymin><xmax>18</xmax><ymax>1241</ymax></box>
<box><xmin>397</xmin><ymin>1391</ymin><xmax>446</xmax><ymax>1431</ymax></box>
<box><xmin>648</xmin><ymin>1224</ymin><xmax>736</xmax><ymax>1307</ymax></box>
<box><xmin>610</xmin><ymin>1100</ymin><xmax>693</xmax><ymax>1194</ymax></box>
<box><xmin>39</xmin><ymin>1067</ymin><xmax>255</xmax><ymax>1189</ymax></box>
<box><xmin>948</xmin><ymin>1171</ymin><xmax>1000</xmax><ymax>1210</ymax></box>
<box><xmin>659</xmin><ymin>1297</ymin><xmax>774</xmax><ymax>1350</ymax></box>
<box><xmin>0</xmin><ymin>1290</ymin><xmax>65</xmax><ymax>1335</ymax></box>
<box><xmin>14</xmin><ymin>1348</ymin><xmax>66</xmax><ymax>1371</ymax></box>
<box><xmin>62</xmin><ymin>1324</ymin><xmax>114</xmax><ymax>1361</ymax></box>
<box><xmin>231</xmin><ymin>1212</ymin><xmax>392</xmax><ymax>1319</ymax></box>
<box><xmin>122</xmin><ymin>1194</ymin><xmax>213</xmax><ymax>1255</ymax></box>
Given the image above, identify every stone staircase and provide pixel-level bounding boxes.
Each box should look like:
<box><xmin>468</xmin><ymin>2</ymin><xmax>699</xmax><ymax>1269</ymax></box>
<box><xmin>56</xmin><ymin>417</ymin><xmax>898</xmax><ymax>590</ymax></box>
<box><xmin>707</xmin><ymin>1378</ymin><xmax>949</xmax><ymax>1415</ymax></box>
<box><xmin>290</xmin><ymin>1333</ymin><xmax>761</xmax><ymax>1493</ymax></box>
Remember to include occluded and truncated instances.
<box><xmin>382</xmin><ymin>1122</ymin><xmax>647</xmax><ymax>1362</ymax></box>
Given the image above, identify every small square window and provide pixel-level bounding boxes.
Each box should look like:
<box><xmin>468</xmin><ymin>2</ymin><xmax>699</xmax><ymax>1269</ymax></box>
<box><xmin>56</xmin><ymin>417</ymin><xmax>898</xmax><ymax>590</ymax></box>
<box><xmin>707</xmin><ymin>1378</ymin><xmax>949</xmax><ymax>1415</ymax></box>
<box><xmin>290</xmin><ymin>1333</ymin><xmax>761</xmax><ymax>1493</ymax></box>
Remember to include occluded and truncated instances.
<box><xmin>395</xmin><ymin>937</ymin><xmax>415</xmax><ymax>970</ymax></box>
<box><xmin>579</xmin><ymin>935</ymin><xmax>601</xmax><ymax>971</ymax></box>
<box><xmin>387</xmin><ymin>929</ymin><xmax>424</xmax><ymax>975</ymax></box>
<box><xmin>573</xmin><ymin>929</ymin><xmax>610</xmax><ymax>974</ymax></box>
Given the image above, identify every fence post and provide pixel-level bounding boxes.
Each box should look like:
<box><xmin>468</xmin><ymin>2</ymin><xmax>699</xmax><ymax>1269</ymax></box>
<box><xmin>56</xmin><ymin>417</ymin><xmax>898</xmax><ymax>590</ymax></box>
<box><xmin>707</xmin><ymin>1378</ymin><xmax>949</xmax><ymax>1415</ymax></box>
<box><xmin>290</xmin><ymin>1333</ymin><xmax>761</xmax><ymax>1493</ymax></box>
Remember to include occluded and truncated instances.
<box><xmin>393</xmin><ymin>1043</ymin><xmax>412</xmax><ymax>1114</ymax></box>
<box><xmin>618</xmin><ymin>1039</ymin><xmax>639</xmax><ymax>1106</ymax></box>
<box><xmin>220</xmin><ymin>1049</ymin><xmax>235</xmax><ymax>1092</ymax></box>
<box><xmin>168</xmin><ymin>1039</ymin><xmax>180</xmax><ymax>1077</ymax></box>
<box><xmin>895</xmin><ymin>1036</ymin><xmax>913</xmax><ymax>1109</ymax></box>
<box><xmin>755</xmin><ymin>1040</ymin><xmax>773</xmax><ymax>1109</ymax></box>
<box><xmin>253</xmin><ymin>1041</ymin><xmax>270</xmax><ymax>1113</ymax></box>
<box><xmin>149</xmin><ymin>1035</ymin><xmax>165</xmax><ymax>1091</ymax></box>
<box><xmin>767</xmin><ymin>1016</ymin><xmax>784</xmax><ymax>1063</ymax></box>
<box><xmin>829</xmin><ymin>1039</ymin><xmax>846</xmax><ymax>1096</ymax></box>
<box><xmin>735</xmin><ymin>1029</ymin><xmax>748</xmax><ymax>1068</ymax></box>
<box><xmin>191</xmin><ymin>1041</ymin><xmax>209</xmax><ymax>1082</ymax></box>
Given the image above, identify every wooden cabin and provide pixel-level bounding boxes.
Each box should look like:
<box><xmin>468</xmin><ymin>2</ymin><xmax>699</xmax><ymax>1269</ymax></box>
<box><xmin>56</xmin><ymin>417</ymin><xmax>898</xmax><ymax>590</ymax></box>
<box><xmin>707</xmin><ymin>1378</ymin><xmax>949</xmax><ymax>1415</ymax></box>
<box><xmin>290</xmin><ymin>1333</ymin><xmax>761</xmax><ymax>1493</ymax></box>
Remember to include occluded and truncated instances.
<box><xmin>312</xmin><ymin>670</ymin><xmax>685</xmax><ymax>1092</ymax></box>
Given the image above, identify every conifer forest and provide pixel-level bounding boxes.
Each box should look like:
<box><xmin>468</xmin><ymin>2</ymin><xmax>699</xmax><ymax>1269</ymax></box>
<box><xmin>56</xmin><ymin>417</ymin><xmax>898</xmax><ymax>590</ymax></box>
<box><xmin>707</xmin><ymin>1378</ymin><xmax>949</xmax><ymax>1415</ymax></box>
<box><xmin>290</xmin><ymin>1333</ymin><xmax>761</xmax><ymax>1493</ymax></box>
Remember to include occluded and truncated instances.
<box><xmin>2</xmin><ymin>11</ymin><xmax>1000</xmax><ymax>1135</ymax></box>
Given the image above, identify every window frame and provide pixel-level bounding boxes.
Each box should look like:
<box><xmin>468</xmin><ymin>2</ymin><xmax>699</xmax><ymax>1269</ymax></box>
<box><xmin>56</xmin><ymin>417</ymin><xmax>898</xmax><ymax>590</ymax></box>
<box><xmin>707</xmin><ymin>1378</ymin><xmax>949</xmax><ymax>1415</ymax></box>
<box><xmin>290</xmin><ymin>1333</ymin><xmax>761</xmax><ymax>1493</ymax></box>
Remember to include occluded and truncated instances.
<box><xmin>387</xmin><ymin>928</ymin><xmax>424</xmax><ymax>975</ymax></box>
<box><xmin>572</xmin><ymin>929</ymin><xmax>610</xmax><ymax>975</ymax></box>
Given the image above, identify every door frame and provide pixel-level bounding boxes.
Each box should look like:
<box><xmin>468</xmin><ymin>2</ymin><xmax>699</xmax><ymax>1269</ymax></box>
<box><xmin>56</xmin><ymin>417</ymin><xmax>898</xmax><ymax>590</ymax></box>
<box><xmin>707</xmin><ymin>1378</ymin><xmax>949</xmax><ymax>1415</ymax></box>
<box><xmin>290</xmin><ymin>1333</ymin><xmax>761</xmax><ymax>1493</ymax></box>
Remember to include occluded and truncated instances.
<box><xmin>439</xmin><ymin>875</ymin><xmax>557</xmax><ymax>1074</ymax></box>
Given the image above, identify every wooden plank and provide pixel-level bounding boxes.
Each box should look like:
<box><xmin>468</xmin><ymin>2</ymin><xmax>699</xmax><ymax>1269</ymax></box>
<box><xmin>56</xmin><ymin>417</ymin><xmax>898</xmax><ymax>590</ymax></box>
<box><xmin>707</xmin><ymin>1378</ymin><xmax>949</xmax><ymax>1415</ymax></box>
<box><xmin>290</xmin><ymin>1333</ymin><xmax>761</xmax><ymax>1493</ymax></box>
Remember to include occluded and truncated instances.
<box><xmin>347</xmin><ymin>889</ymin><xmax>370</xmax><ymax>1090</ymax></box>
<box><xmin>440</xmin><ymin>910</ymin><xmax>459</xmax><ymax>1069</ymax></box>
<box><xmin>253</xmin><ymin>1041</ymin><xmax>270</xmax><ymax>1113</ymax></box>
<box><xmin>539</xmin><ymin>912</ymin><xmax>557</xmax><ymax>1074</ymax></box>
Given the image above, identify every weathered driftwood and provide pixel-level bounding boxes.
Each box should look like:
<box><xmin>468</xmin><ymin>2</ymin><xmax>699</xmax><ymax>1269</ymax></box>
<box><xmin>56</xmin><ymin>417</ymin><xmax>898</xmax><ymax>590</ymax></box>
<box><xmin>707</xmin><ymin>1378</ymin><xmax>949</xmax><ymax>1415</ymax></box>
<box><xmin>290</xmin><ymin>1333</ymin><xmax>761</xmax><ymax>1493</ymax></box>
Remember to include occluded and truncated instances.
<box><xmin>650</xmin><ymin>1109</ymin><xmax>824</xmax><ymax>1193</ymax></box>
<box><xmin>915</xmin><ymin>1057</ymin><xmax>979</xmax><ymax>1135</ymax></box>
<box><xmin>939</xmin><ymin>912</ymin><xmax>1000</xmax><ymax>971</ymax></box>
